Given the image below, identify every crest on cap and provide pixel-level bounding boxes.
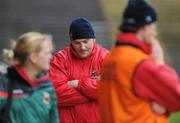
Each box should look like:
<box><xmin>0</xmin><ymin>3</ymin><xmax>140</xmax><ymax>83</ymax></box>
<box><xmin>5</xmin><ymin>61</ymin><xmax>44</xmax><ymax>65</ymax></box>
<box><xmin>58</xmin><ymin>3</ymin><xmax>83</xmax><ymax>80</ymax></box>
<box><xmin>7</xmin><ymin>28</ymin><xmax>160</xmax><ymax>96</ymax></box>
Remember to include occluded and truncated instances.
<box><xmin>121</xmin><ymin>0</ymin><xmax>157</xmax><ymax>27</ymax></box>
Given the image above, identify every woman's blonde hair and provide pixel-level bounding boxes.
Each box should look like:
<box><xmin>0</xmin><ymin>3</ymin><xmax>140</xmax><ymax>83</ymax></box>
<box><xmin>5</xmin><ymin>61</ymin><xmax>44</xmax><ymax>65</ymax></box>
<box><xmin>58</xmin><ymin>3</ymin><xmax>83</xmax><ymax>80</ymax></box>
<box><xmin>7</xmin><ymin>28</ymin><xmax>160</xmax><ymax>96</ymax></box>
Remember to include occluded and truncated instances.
<box><xmin>3</xmin><ymin>32</ymin><xmax>53</xmax><ymax>65</ymax></box>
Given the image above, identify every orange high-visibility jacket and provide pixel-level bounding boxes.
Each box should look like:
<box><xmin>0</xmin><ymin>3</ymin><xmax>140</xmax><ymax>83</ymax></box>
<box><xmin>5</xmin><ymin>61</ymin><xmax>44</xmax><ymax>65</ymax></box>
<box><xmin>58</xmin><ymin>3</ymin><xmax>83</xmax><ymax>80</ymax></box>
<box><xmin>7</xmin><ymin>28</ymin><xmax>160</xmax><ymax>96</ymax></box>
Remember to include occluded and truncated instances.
<box><xmin>99</xmin><ymin>33</ymin><xmax>180</xmax><ymax>123</ymax></box>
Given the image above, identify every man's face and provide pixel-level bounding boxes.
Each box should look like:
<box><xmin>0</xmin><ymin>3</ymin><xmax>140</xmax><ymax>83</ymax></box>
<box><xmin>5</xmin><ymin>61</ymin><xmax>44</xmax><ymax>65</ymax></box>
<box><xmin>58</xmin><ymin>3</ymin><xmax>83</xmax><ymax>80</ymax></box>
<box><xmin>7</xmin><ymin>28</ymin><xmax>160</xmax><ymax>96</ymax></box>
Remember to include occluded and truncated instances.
<box><xmin>71</xmin><ymin>39</ymin><xmax>95</xmax><ymax>58</ymax></box>
<box><xmin>142</xmin><ymin>23</ymin><xmax>157</xmax><ymax>43</ymax></box>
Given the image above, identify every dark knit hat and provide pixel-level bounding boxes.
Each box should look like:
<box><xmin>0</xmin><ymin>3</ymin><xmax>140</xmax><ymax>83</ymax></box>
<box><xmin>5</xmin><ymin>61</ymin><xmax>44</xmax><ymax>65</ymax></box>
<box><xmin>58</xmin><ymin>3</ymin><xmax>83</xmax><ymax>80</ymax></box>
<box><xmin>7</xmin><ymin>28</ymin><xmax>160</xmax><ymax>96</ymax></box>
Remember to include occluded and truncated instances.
<box><xmin>69</xmin><ymin>17</ymin><xmax>96</xmax><ymax>40</ymax></box>
<box><xmin>120</xmin><ymin>0</ymin><xmax>157</xmax><ymax>28</ymax></box>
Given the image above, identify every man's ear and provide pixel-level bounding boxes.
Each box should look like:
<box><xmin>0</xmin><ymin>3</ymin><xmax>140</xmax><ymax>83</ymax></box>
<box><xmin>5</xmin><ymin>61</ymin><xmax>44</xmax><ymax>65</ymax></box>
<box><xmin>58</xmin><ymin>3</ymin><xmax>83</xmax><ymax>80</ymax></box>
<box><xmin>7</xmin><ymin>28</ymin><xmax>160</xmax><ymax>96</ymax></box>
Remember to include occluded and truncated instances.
<box><xmin>93</xmin><ymin>39</ymin><xmax>96</xmax><ymax>42</ymax></box>
<box><xmin>137</xmin><ymin>26</ymin><xmax>145</xmax><ymax>34</ymax></box>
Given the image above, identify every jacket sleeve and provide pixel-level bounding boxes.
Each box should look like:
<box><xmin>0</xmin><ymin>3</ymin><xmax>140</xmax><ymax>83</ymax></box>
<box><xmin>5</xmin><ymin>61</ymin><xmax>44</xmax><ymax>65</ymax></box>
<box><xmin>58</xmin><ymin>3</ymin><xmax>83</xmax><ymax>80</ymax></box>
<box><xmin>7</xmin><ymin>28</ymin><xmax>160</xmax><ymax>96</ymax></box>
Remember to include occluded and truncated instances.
<box><xmin>77</xmin><ymin>49</ymin><xmax>110</xmax><ymax>100</ymax></box>
<box><xmin>133</xmin><ymin>60</ymin><xmax>180</xmax><ymax>112</ymax></box>
<box><xmin>77</xmin><ymin>78</ymin><xmax>99</xmax><ymax>100</ymax></box>
<box><xmin>50</xmin><ymin>53</ymin><xmax>89</xmax><ymax>107</ymax></box>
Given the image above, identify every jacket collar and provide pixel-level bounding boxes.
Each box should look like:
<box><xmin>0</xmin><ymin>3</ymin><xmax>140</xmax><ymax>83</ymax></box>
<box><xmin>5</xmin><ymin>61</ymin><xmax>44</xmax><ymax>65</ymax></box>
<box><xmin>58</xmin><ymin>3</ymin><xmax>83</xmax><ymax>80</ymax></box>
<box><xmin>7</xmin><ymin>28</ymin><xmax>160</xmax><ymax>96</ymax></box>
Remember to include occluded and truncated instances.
<box><xmin>116</xmin><ymin>33</ymin><xmax>151</xmax><ymax>54</ymax></box>
<box><xmin>7</xmin><ymin>65</ymin><xmax>49</xmax><ymax>87</ymax></box>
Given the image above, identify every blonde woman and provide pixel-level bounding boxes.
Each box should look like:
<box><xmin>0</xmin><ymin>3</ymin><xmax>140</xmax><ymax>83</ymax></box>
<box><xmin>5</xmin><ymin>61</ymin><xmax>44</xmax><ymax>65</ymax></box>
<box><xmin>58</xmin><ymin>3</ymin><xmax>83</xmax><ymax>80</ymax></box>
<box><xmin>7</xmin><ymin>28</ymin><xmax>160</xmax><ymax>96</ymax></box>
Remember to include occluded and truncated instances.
<box><xmin>0</xmin><ymin>32</ymin><xmax>59</xmax><ymax>123</ymax></box>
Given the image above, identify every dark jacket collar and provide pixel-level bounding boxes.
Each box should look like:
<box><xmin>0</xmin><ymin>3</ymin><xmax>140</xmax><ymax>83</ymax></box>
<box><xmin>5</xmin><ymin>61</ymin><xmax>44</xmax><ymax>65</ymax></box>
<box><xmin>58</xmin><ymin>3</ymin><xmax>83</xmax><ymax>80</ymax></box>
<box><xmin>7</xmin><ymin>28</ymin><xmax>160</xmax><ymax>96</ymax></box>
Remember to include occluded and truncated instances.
<box><xmin>116</xmin><ymin>33</ymin><xmax>151</xmax><ymax>54</ymax></box>
<box><xmin>7</xmin><ymin>65</ymin><xmax>50</xmax><ymax>87</ymax></box>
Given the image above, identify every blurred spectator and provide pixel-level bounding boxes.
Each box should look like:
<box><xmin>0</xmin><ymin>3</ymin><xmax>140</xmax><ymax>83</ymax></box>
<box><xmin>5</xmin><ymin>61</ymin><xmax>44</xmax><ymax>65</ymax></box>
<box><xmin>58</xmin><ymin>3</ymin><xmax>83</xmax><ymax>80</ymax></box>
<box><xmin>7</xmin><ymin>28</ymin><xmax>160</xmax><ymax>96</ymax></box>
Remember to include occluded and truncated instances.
<box><xmin>99</xmin><ymin>0</ymin><xmax>180</xmax><ymax>123</ymax></box>
<box><xmin>0</xmin><ymin>61</ymin><xmax>8</xmax><ymax>75</ymax></box>
<box><xmin>50</xmin><ymin>17</ymin><xmax>109</xmax><ymax>123</ymax></box>
<box><xmin>0</xmin><ymin>32</ymin><xmax>59</xmax><ymax>123</ymax></box>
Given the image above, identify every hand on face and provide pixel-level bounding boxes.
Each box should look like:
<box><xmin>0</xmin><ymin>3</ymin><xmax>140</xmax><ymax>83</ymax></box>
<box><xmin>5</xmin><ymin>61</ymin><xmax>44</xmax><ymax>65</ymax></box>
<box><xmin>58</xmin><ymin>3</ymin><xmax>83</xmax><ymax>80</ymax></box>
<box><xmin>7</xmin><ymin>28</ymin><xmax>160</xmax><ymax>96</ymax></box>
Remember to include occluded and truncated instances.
<box><xmin>142</xmin><ymin>24</ymin><xmax>164</xmax><ymax>65</ymax></box>
<box><xmin>149</xmin><ymin>37</ymin><xmax>165</xmax><ymax>65</ymax></box>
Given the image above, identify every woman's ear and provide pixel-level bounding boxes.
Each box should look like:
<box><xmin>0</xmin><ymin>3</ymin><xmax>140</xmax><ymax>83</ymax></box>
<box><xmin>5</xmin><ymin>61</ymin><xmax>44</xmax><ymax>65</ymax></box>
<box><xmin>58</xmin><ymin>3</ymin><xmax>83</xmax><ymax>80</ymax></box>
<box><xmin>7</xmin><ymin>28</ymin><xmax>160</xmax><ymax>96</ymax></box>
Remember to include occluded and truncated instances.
<box><xmin>28</xmin><ymin>53</ymin><xmax>37</xmax><ymax>65</ymax></box>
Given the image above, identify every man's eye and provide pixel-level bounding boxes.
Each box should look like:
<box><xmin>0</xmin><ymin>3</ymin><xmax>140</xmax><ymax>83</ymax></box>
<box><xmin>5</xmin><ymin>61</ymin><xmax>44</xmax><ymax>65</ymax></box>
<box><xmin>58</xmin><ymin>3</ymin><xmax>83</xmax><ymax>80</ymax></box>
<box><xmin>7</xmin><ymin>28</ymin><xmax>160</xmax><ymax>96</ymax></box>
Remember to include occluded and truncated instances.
<box><xmin>83</xmin><ymin>41</ymin><xmax>88</xmax><ymax>44</ymax></box>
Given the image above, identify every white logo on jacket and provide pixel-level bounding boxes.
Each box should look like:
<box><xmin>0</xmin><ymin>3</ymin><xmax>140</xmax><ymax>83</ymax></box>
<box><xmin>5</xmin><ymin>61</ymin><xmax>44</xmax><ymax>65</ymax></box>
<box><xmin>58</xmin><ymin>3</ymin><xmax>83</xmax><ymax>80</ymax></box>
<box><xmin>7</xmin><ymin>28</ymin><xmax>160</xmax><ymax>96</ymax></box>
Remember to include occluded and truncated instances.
<box><xmin>43</xmin><ymin>92</ymin><xmax>50</xmax><ymax>105</ymax></box>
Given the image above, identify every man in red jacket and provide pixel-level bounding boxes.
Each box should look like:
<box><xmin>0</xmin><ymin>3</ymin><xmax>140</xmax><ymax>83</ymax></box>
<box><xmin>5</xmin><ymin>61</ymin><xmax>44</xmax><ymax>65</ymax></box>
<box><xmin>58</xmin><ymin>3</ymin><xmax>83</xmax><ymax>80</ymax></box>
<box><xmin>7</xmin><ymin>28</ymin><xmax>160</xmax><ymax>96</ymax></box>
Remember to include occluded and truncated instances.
<box><xmin>50</xmin><ymin>17</ymin><xmax>109</xmax><ymax>123</ymax></box>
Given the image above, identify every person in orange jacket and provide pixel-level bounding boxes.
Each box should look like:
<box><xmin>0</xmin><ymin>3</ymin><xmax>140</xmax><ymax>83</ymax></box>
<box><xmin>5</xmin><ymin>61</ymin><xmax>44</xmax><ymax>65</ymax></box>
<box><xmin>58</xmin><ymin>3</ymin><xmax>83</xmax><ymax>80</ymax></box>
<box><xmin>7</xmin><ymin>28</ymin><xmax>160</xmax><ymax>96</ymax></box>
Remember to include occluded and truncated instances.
<box><xmin>99</xmin><ymin>0</ymin><xmax>180</xmax><ymax>123</ymax></box>
<box><xmin>50</xmin><ymin>17</ymin><xmax>109</xmax><ymax>123</ymax></box>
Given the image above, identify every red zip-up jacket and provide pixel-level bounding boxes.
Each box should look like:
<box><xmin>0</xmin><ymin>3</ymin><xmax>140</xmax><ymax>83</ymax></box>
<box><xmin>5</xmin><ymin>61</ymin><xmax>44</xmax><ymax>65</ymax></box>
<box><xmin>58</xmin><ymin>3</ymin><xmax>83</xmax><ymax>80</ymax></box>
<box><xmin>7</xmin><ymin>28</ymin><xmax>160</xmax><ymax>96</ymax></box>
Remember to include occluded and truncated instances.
<box><xmin>50</xmin><ymin>43</ymin><xmax>109</xmax><ymax>123</ymax></box>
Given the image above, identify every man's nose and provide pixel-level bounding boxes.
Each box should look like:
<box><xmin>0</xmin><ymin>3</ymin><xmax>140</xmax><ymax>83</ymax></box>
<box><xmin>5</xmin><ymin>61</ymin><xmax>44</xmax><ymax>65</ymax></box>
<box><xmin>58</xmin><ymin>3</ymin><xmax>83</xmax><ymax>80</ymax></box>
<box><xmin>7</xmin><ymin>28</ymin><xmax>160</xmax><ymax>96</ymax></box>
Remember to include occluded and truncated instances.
<box><xmin>80</xmin><ymin>43</ymin><xmax>86</xmax><ymax>50</ymax></box>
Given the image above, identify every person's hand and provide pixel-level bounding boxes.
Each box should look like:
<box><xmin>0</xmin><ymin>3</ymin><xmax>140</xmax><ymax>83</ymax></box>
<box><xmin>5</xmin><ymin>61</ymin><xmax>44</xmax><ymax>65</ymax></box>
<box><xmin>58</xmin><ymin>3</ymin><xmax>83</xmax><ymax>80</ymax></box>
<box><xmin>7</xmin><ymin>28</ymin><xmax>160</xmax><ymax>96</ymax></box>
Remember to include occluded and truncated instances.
<box><xmin>152</xmin><ymin>101</ymin><xmax>166</xmax><ymax>114</ymax></box>
<box><xmin>67</xmin><ymin>80</ymin><xmax>79</xmax><ymax>87</ymax></box>
<box><xmin>149</xmin><ymin>38</ymin><xmax>165</xmax><ymax>65</ymax></box>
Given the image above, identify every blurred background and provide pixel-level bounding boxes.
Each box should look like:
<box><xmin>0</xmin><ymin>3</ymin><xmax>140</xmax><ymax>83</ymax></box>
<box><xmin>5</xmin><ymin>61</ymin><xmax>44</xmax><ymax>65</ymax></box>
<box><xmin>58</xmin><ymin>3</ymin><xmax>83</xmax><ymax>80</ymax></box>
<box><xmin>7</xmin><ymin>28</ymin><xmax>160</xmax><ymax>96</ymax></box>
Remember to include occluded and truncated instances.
<box><xmin>0</xmin><ymin>0</ymin><xmax>180</xmax><ymax>122</ymax></box>
<box><xmin>101</xmin><ymin>0</ymin><xmax>180</xmax><ymax>73</ymax></box>
<box><xmin>1</xmin><ymin>0</ymin><xmax>180</xmax><ymax>73</ymax></box>
<box><xmin>0</xmin><ymin>0</ymin><xmax>112</xmax><ymax>60</ymax></box>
